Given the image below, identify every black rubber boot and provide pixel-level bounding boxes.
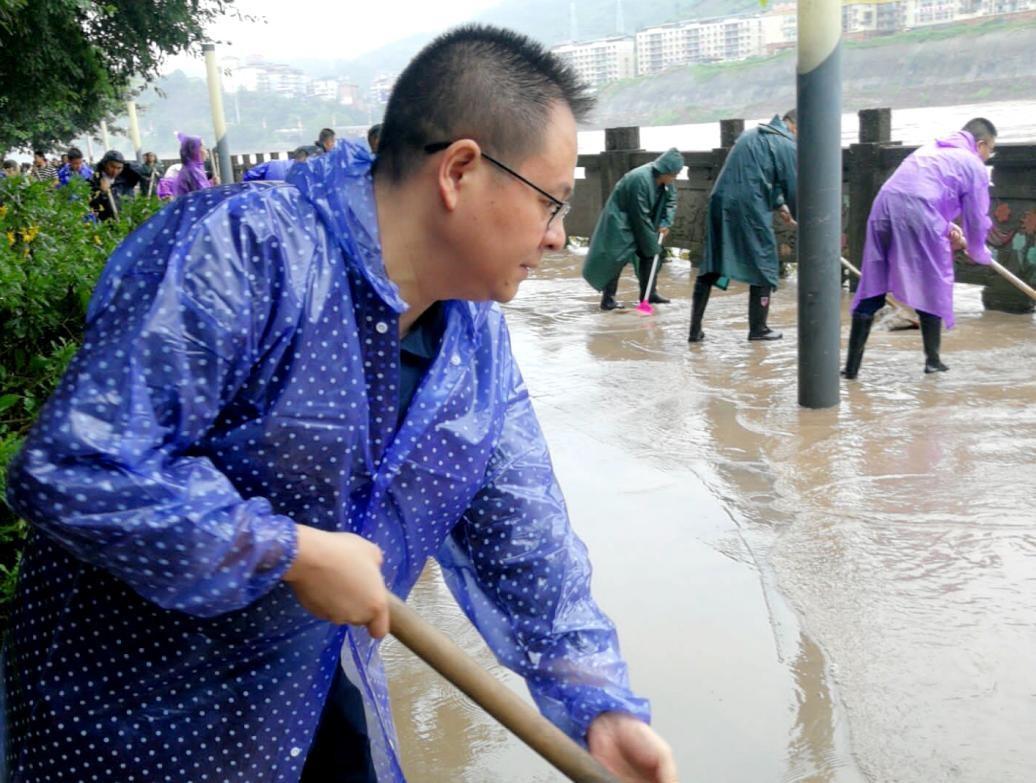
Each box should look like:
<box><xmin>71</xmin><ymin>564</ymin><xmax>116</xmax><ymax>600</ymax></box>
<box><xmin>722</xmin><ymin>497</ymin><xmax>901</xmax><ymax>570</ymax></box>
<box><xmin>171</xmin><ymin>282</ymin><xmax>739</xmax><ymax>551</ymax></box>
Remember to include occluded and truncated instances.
<box><xmin>841</xmin><ymin>312</ymin><xmax>874</xmax><ymax>379</ymax></box>
<box><xmin>636</xmin><ymin>257</ymin><xmax>669</xmax><ymax>304</ymax></box>
<box><xmin>688</xmin><ymin>276</ymin><xmax>712</xmax><ymax>342</ymax></box>
<box><xmin>919</xmin><ymin>311</ymin><xmax>948</xmax><ymax>373</ymax></box>
<box><xmin>600</xmin><ymin>274</ymin><xmax>624</xmax><ymax>311</ymax></box>
<box><xmin>748</xmin><ymin>285</ymin><xmax>782</xmax><ymax>341</ymax></box>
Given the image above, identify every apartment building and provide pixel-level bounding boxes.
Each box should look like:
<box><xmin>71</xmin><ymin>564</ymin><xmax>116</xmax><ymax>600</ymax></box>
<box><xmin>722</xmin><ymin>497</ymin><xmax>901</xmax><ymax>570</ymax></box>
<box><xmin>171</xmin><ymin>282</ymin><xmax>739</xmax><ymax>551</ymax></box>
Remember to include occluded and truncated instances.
<box><xmin>551</xmin><ymin>36</ymin><xmax>637</xmax><ymax>87</ymax></box>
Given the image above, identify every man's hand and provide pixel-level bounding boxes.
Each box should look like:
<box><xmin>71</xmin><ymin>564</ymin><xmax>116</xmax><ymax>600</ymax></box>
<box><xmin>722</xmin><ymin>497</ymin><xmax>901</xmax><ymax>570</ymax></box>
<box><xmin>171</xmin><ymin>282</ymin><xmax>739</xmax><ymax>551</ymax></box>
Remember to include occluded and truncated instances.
<box><xmin>777</xmin><ymin>204</ymin><xmax>796</xmax><ymax>227</ymax></box>
<box><xmin>283</xmin><ymin>525</ymin><xmax>390</xmax><ymax>637</ymax></box>
<box><xmin>588</xmin><ymin>712</ymin><xmax>678</xmax><ymax>783</ymax></box>
<box><xmin>658</xmin><ymin>227</ymin><xmax>670</xmax><ymax>239</ymax></box>
<box><xmin>98</xmin><ymin>177</ymin><xmax>110</xmax><ymax>193</ymax></box>
<box><xmin>949</xmin><ymin>224</ymin><xmax>966</xmax><ymax>252</ymax></box>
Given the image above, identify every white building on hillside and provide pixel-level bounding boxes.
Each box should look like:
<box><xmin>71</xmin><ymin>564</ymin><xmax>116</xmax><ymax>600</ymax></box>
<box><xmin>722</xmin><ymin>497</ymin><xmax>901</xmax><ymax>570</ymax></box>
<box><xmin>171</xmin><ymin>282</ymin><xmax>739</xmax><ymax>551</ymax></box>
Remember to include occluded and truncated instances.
<box><xmin>309</xmin><ymin>79</ymin><xmax>339</xmax><ymax>101</ymax></box>
<box><xmin>551</xmin><ymin>36</ymin><xmax>636</xmax><ymax>87</ymax></box>
<box><xmin>635</xmin><ymin>15</ymin><xmax>765</xmax><ymax>76</ymax></box>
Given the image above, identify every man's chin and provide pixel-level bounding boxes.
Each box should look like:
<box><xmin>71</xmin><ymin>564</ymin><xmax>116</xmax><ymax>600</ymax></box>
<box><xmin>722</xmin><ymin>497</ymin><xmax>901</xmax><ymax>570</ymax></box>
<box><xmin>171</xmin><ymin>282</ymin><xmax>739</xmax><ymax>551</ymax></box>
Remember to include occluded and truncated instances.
<box><xmin>494</xmin><ymin>282</ymin><xmax>522</xmax><ymax>304</ymax></box>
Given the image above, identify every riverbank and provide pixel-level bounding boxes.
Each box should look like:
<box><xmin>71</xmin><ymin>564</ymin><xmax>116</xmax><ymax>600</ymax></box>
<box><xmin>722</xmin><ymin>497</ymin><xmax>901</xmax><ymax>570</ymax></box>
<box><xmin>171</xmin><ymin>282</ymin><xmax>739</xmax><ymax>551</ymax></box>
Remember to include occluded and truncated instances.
<box><xmin>593</xmin><ymin>16</ymin><xmax>1036</xmax><ymax>127</ymax></box>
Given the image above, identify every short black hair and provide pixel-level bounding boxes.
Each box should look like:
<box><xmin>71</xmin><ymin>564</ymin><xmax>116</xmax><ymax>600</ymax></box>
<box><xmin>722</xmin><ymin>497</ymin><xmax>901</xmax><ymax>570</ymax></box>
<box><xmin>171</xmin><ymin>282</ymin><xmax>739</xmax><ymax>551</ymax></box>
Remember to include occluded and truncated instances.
<box><xmin>33</xmin><ymin>149</ymin><xmax>46</xmax><ymax>158</ymax></box>
<box><xmin>782</xmin><ymin>108</ymin><xmax>797</xmax><ymax>125</ymax></box>
<box><xmin>375</xmin><ymin>24</ymin><xmax>594</xmax><ymax>182</ymax></box>
<box><xmin>962</xmin><ymin>117</ymin><xmax>997</xmax><ymax>144</ymax></box>
<box><xmin>367</xmin><ymin>123</ymin><xmax>382</xmax><ymax>148</ymax></box>
<box><xmin>318</xmin><ymin>128</ymin><xmax>335</xmax><ymax>144</ymax></box>
<box><xmin>67</xmin><ymin>146</ymin><xmax>84</xmax><ymax>160</ymax></box>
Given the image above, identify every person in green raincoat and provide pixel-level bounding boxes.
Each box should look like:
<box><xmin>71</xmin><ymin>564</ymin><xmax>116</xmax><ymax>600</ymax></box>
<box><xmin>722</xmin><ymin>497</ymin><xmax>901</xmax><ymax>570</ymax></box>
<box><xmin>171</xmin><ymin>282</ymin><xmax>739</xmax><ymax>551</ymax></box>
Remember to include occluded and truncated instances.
<box><xmin>688</xmin><ymin>111</ymin><xmax>798</xmax><ymax>342</ymax></box>
<box><xmin>582</xmin><ymin>147</ymin><xmax>685</xmax><ymax>310</ymax></box>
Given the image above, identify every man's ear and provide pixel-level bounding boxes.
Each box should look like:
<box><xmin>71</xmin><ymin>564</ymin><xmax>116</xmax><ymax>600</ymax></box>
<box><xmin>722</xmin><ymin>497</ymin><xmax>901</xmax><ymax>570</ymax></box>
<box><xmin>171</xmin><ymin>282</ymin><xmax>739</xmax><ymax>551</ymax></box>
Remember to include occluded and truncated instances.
<box><xmin>437</xmin><ymin>140</ymin><xmax>482</xmax><ymax>212</ymax></box>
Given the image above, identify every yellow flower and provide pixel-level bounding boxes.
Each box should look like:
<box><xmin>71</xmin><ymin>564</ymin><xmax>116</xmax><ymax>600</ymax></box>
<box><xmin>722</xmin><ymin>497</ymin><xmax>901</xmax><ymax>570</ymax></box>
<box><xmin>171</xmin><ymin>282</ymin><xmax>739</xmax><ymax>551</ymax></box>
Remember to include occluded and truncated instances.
<box><xmin>6</xmin><ymin>230</ymin><xmax>15</xmax><ymax>246</ymax></box>
<box><xmin>0</xmin><ymin>205</ymin><xmax>7</xmax><ymax>217</ymax></box>
<box><xmin>93</xmin><ymin>234</ymin><xmax>101</xmax><ymax>245</ymax></box>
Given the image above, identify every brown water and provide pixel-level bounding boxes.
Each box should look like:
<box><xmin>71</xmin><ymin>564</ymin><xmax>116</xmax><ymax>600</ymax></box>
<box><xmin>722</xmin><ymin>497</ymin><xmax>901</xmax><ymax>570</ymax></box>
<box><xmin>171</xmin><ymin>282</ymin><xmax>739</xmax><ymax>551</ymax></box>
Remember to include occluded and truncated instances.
<box><xmin>383</xmin><ymin>250</ymin><xmax>1036</xmax><ymax>783</ymax></box>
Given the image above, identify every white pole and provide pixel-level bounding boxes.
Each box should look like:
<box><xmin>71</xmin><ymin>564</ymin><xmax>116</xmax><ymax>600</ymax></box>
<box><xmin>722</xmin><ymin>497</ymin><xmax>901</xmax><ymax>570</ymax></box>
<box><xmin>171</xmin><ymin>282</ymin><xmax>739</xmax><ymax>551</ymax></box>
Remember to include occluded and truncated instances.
<box><xmin>126</xmin><ymin>101</ymin><xmax>143</xmax><ymax>163</ymax></box>
<box><xmin>203</xmin><ymin>42</ymin><xmax>234</xmax><ymax>184</ymax></box>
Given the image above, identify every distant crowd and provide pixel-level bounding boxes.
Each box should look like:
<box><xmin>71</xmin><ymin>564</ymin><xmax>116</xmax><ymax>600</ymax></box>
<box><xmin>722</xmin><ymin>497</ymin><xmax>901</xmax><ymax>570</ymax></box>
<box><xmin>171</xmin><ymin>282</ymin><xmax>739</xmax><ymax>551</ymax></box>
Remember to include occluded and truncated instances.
<box><xmin>1</xmin><ymin>123</ymin><xmax>383</xmax><ymax>223</ymax></box>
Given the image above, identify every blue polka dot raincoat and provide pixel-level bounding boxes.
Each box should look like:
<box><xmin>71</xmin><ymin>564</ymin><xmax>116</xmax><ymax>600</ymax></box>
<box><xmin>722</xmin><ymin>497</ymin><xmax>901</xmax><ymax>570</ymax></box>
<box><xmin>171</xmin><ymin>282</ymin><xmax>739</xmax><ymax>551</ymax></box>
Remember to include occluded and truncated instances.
<box><xmin>3</xmin><ymin>140</ymin><xmax>650</xmax><ymax>782</ymax></box>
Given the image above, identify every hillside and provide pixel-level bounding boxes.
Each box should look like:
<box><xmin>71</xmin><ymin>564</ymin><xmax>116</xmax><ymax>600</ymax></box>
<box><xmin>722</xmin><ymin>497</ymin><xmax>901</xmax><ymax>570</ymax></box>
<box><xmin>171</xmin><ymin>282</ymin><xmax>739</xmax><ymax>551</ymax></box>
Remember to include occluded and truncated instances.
<box><xmin>294</xmin><ymin>0</ymin><xmax>758</xmax><ymax>88</ymax></box>
<box><xmin>591</xmin><ymin>16</ymin><xmax>1036</xmax><ymax>126</ymax></box>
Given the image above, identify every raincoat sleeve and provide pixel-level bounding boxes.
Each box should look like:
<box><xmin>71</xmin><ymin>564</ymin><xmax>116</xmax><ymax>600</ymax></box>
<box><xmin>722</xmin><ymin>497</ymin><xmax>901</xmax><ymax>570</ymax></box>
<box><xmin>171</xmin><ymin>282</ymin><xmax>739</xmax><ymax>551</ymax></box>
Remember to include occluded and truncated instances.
<box><xmin>631</xmin><ymin>176</ymin><xmax>663</xmax><ymax>258</ymax></box>
<box><xmin>960</xmin><ymin>160</ymin><xmax>993</xmax><ymax>265</ymax></box>
<box><xmin>774</xmin><ymin>139</ymin><xmax>798</xmax><ymax>218</ymax></box>
<box><xmin>436</xmin><ymin>329</ymin><xmax>651</xmax><ymax>743</ymax></box>
<box><xmin>243</xmin><ymin>162</ymin><xmax>269</xmax><ymax>182</ymax></box>
<box><xmin>660</xmin><ymin>182</ymin><xmax>677</xmax><ymax>230</ymax></box>
<box><xmin>5</xmin><ymin>194</ymin><xmax>299</xmax><ymax>617</ymax></box>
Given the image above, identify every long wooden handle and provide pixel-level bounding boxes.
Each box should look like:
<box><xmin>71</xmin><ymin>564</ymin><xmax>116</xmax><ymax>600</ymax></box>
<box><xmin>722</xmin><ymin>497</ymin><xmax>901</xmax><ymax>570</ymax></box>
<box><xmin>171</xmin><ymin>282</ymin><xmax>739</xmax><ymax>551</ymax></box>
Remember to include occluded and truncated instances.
<box><xmin>388</xmin><ymin>595</ymin><xmax>620</xmax><ymax>783</ymax></box>
<box><xmin>990</xmin><ymin>259</ymin><xmax>1036</xmax><ymax>302</ymax></box>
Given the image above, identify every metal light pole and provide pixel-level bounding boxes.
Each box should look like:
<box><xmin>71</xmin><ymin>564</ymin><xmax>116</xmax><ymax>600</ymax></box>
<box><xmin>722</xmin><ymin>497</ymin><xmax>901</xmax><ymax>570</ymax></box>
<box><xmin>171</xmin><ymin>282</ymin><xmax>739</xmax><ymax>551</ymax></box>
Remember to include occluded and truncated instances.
<box><xmin>203</xmin><ymin>42</ymin><xmax>233</xmax><ymax>184</ymax></box>
<box><xmin>100</xmin><ymin>119</ymin><xmax>111</xmax><ymax>151</ymax></box>
<box><xmin>126</xmin><ymin>100</ymin><xmax>143</xmax><ymax>163</ymax></box>
<box><xmin>797</xmin><ymin>0</ymin><xmax>843</xmax><ymax>409</ymax></box>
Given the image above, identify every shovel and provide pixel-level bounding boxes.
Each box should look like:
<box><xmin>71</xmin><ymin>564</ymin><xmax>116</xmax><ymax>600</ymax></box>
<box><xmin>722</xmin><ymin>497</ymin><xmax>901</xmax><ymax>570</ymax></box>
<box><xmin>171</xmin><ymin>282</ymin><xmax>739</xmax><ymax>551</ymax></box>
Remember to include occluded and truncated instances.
<box><xmin>635</xmin><ymin>233</ymin><xmax>666</xmax><ymax>316</ymax></box>
<box><xmin>839</xmin><ymin>257</ymin><xmax>919</xmax><ymax>330</ymax></box>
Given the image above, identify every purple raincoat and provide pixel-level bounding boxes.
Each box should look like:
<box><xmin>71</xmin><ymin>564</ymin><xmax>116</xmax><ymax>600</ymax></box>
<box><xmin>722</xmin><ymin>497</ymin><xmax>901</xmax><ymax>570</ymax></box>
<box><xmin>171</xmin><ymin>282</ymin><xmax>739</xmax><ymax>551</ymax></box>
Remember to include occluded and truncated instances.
<box><xmin>172</xmin><ymin>132</ymin><xmax>212</xmax><ymax>196</ymax></box>
<box><xmin>852</xmin><ymin>130</ymin><xmax>992</xmax><ymax>328</ymax></box>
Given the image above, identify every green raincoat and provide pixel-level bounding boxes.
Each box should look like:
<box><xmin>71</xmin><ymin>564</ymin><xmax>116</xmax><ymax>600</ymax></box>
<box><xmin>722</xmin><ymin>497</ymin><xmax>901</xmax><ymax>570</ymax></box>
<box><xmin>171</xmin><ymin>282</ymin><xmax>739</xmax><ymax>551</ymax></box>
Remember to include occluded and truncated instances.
<box><xmin>582</xmin><ymin>148</ymin><xmax>685</xmax><ymax>291</ymax></box>
<box><xmin>700</xmin><ymin>115</ymin><xmax>797</xmax><ymax>289</ymax></box>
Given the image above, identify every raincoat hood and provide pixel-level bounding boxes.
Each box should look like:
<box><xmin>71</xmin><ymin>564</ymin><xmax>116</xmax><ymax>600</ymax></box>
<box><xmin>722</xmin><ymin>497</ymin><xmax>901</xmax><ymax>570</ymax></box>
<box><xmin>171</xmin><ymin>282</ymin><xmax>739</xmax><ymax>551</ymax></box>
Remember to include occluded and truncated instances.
<box><xmin>936</xmin><ymin>130</ymin><xmax>980</xmax><ymax>156</ymax></box>
<box><xmin>173</xmin><ymin>132</ymin><xmax>209</xmax><ymax>195</ymax></box>
<box><xmin>97</xmin><ymin>150</ymin><xmax>125</xmax><ymax>169</ymax></box>
<box><xmin>652</xmin><ymin>147</ymin><xmax>685</xmax><ymax>176</ymax></box>
<box><xmin>760</xmin><ymin>114</ymin><xmax>795</xmax><ymax>141</ymax></box>
<box><xmin>287</xmin><ymin>138</ymin><xmax>492</xmax><ymax>336</ymax></box>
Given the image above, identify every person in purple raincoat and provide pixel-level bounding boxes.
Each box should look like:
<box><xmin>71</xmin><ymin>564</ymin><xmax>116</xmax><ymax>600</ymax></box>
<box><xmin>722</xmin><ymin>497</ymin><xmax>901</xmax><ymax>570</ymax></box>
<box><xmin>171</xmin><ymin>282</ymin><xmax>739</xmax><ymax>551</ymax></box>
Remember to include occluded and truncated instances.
<box><xmin>3</xmin><ymin>25</ymin><xmax>676</xmax><ymax>783</ymax></box>
<box><xmin>843</xmin><ymin>118</ymin><xmax>996</xmax><ymax>378</ymax></box>
<box><xmin>155</xmin><ymin>134</ymin><xmax>216</xmax><ymax>199</ymax></box>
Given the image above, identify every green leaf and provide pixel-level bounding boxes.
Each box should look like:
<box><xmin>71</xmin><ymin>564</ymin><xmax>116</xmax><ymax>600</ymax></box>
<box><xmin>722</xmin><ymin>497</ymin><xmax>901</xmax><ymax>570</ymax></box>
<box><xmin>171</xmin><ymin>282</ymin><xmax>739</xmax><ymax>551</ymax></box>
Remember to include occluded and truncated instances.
<box><xmin>0</xmin><ymin>394</ymin><xmax>18</xmax><ymax>413</ymax></box>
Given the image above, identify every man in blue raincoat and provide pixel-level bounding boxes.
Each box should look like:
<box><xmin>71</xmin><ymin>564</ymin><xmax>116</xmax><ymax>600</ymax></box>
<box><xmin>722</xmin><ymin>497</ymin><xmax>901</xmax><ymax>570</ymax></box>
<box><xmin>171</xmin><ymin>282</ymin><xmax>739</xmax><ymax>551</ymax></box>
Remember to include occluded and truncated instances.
<box><xmin>56</xmin><ymin>145</ymin><xmax>93</xmax><ymax>185</ymax></box>
<box><xmin>688</xmin><ymin>111</ymin><xmax>797</xmax><ymax>342</ymax></box>
<box><xmin>4</xmin><ymin>26</ymin><xmax>676</xmax><ymax>783</ymax></box>
<box><xmin>582</xmin><ymin>148</ymin><xmax>684</xmax><ymax>310</ymax></box>
<box><xmin>243</xmin><ymin>146</ymin><xmax>317</xmax><ymax>182</ymax></box>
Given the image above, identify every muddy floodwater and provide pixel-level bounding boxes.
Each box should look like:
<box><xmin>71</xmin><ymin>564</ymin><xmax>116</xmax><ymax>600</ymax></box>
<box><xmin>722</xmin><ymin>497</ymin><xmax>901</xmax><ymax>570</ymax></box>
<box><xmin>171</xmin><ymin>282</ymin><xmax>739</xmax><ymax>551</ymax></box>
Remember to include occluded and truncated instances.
<box><xmin>381</xmin><ymin>250</ymin><xmax>1036</xmax><ymax>783</ymax></box>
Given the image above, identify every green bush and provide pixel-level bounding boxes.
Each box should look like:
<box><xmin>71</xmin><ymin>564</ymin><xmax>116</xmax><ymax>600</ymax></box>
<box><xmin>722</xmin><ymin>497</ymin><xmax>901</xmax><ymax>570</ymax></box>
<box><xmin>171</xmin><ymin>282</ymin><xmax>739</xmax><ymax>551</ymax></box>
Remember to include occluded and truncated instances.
<box><xmin>0</xmin><ymin>176</ymin><xmax>162</xmax><ymax>630</ymax></box>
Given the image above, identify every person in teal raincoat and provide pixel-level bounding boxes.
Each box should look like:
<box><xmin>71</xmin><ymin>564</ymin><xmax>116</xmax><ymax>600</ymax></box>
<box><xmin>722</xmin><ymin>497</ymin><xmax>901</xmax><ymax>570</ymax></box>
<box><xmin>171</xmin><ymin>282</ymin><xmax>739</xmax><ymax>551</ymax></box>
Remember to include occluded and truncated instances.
<box><xmin>582</xmin><ymin>147</ymin><xmax>685</xmax><ymax>310</ymax></box>
<box><xmin>688</xmin><ymin>111</ymin><xmax>798</xmax><ymax>342</ymax></box>
<box><xmin>2</xmin><ymin>26</ymin><xmax>677</xmax><ymax>783</ymax></box>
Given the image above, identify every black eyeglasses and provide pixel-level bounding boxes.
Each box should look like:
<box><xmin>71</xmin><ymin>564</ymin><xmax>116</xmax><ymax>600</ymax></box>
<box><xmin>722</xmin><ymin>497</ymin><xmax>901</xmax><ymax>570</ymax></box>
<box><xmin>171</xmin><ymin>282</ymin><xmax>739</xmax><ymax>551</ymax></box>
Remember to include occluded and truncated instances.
<box><xmin>424</xmin><ymin>141</ymin><xmax>571</xmax><ymax>228</ymax></box>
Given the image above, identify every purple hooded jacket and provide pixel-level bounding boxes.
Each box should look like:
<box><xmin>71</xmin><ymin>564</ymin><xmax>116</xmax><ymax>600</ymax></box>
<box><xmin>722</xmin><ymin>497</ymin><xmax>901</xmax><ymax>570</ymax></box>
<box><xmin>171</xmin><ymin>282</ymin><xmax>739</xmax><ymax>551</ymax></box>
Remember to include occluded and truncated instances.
<box><xmin>853</xmin><ymin>130</ymin><xmax>992</xmax><ymax>328</ymax></box>
<box><xmin>172</xmin><ymin>133</ymin><xmax>212</xmax><ymax>196</ymax></box>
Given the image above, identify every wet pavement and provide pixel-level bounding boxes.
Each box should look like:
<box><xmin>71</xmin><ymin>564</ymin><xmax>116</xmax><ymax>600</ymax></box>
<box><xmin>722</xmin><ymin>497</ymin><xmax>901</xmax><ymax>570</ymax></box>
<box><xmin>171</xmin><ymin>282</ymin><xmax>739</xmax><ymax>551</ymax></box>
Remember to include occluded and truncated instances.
<box><xmin>383</xmin><ymin>249</ymin><xmax>1036</xmax><ymax>782</ymax></box>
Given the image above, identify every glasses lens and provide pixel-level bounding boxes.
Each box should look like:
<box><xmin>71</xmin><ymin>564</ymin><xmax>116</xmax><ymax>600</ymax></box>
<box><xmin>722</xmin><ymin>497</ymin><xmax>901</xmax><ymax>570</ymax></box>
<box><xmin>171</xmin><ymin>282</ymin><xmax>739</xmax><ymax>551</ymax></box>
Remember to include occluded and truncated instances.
<box><xmin>549</xmin><ymin>202</ymin><xmax>571</xmax><ymax>228</ymax></box>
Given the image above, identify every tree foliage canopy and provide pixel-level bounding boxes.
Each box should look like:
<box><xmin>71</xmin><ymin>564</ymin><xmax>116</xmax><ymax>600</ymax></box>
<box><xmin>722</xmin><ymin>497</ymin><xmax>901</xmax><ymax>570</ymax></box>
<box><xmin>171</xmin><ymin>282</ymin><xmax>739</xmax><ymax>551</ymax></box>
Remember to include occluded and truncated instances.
<box><xmin>0</xmin><ymin>0</ymin><xmax>239</xmax><ymax>152</ymax></box>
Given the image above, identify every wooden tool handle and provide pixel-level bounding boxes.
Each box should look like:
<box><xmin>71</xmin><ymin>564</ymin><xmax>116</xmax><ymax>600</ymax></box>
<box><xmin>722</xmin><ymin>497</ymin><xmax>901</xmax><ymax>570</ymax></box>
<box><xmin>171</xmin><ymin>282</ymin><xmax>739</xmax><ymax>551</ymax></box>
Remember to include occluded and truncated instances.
<box><xmin>990</xmin><ymin>259</ymin><xmax>1036</xmax><ymax>302</ymax></box>
<box><xmin>388</xmin><ymin>595</ymin><xmax>620</xmax><ymax>783</ymax></box>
